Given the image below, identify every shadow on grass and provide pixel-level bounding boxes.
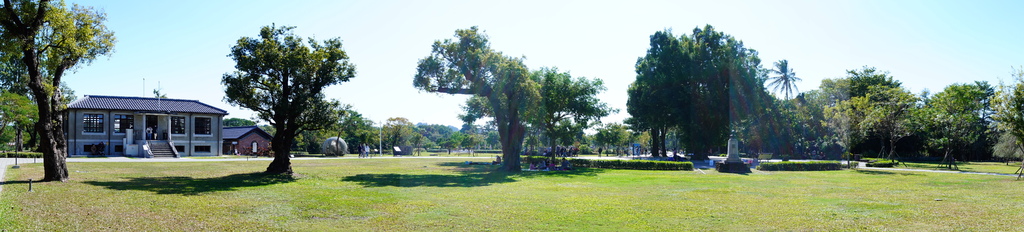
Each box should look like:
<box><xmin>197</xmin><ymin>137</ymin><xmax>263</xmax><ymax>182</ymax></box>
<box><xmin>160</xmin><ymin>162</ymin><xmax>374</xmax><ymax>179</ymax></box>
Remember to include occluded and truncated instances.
<box><xmin>855</xmin><ymin>170</ymin><xmax>923</xmax><ymax>176</ymax></box>
<box><xmin>343</xmin><ymin>162</ymin><xmax>605</xmax><ymax>188</ymax></box>
<box><xmin>83</xmin><ymin>172</ymin><xmax>295</xmax><ymax>195</ymax></box>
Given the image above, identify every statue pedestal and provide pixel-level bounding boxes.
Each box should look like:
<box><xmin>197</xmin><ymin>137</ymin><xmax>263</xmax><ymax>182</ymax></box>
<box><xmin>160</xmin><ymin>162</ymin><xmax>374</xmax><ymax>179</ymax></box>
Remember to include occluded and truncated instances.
<box><xmin>716</xmin><ymin>134</ymin><xmax>750</xmax><ymax>173</ymax></box>
<box><xmin>716</xmin><ymin>161</ymin><xmax>750</xmax><ymax>173</ymax></box>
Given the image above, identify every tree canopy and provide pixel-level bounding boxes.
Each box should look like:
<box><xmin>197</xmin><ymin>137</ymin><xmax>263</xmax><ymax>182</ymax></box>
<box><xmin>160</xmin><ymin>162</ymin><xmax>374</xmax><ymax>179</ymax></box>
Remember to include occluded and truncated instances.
<box><xmin>414</xmin><ymin>26</ymin><xmax>539</xmax><ymax>172</ymax></box>
<box><xmin>532</xmin><ymin>67</ymin><xmax>612</xmax><ymax>151</ymax></box>
<box><xmin>627</xmin><ymin>25</ymin><xmax>768</xmax><ymax>160</ymax></box>
<box><xmin>1</xmin><ymin>0</ymin><xmax>116</xmax><ymax>182</ymax></box>
<box><xmin>222</xmin><ymin>25</ymin><xmax>355</xmax><ymax>174</ymax></box>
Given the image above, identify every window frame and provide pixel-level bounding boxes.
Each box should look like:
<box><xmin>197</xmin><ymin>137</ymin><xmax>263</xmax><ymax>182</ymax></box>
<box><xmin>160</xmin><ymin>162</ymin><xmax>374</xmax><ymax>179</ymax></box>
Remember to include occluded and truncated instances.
<box><xmin>171</xmin><ymin>116</ymin><xmax>186</xmax><ymax>135</ymax></box>
<box><xmin>194</xmin><ymin>145</ymin><xmax>212</xmax><ymax>153</ymax></box>
<box><xmin>82</xmin><ymin>113</ymin><xmax>104</xmax><ymax>133</ymax></box>
<box><xmin>194</xmin><ymin>117</ymin><xmax>212</xmax><ymax>135</ymax></box>
<box><xmin>113</xmin><ymin>114</ymin><xmax>134</xmax><ymax>134</ymax></box>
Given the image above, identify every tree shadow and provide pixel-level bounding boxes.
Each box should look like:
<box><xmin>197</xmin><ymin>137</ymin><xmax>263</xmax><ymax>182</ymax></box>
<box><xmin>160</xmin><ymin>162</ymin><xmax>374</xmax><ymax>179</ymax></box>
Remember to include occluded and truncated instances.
<box><xmin>83</xmin><ymin>172</ymin><xmax>295</xmax><ymax>195</ymax></box>
<box><xmin>855</xmin><ymin>170</ymin><xmax>922</xmax><ymax>176</ymax></box>
<box><xmin>342</xmin><ymin>162</ymin><xmax>605</xmax><ymax>188</ymax></box>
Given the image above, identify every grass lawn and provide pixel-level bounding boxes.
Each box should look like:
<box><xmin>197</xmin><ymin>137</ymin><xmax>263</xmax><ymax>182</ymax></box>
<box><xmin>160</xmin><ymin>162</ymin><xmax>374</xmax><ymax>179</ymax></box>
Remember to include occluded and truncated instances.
<box><xmin>877</xmin><ymin>160</ymin><xmax>1024</xmax><ymax>175</ymax></box>
<box><xmin>2</xmin><ymin>159</ymin><xmax>1023</xmax><ymax>231</ymax></box>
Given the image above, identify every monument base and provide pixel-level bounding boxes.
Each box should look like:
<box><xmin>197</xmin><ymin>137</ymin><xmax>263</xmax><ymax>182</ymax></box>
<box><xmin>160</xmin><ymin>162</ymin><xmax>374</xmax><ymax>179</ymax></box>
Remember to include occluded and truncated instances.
<box><xmin>715</xmin><ymin>161</ymin><xmax>750</xmax><ymax>173</ymax></box>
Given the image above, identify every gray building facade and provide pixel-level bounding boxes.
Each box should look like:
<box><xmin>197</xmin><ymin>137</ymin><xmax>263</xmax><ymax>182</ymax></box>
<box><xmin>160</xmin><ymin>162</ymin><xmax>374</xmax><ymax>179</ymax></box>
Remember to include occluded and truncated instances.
<box><xmin>66</xmin><ymin>95</ymin><xmax>229</xmax><ymax>157</ymax></box>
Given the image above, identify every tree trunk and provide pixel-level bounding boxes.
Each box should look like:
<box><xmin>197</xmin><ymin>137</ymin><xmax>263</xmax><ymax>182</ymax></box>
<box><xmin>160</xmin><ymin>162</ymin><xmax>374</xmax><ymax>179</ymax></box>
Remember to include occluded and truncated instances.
<box><xmin>265</xmin><ymin>128</ymin><xmax>293</xmax><ymax>174</ymax></box>
<box><xmin>497</xmin><ymin>114</ymin><xmax>524</xmax><ymax>172</ymax></box>
<box><xmin>28</xmin><ymin>61</ymin><xmax>69</xmax><ymax>182</ymax></box>
<box><xmin>660</xmin><ymin>129</ymin><xmax>668</xmax><ymax>157</ymax></box>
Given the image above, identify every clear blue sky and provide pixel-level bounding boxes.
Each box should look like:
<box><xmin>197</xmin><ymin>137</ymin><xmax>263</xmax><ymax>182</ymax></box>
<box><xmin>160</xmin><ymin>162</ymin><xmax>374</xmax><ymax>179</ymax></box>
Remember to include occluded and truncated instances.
<box><xmin>65</xmin><ymin>0</ymin><xmax>1024</xmax><ymax>128</ymax></box>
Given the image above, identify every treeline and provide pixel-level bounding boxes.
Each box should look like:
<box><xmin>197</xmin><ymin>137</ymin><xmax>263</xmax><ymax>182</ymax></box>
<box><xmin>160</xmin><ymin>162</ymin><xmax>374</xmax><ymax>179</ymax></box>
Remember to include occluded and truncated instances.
<box><xmin>624</xmin><ymin>25</ymin><xmax>1024</xmax><ymax>162</ymax></box>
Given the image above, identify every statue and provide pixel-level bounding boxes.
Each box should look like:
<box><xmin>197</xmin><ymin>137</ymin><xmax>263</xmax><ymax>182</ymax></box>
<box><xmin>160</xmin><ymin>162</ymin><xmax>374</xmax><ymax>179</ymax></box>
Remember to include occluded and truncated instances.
<box><xmin>322</xmin><ymin>137</ymin><xmax>348</xmax><ymax>156</ymax></box>
<box><xmin>716</xmin><ymin>131</ymin><xmax>750</xmax><ymax>173</ymax></box>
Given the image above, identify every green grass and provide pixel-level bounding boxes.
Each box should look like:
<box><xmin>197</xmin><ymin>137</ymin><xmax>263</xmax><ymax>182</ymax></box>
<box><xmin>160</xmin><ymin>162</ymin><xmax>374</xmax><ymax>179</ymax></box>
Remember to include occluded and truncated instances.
<box><xmin>2</xmin><ymin>159</ymin><xmax>1023</xmax><ymax>231</ymax></box>
<box><xmin>877</xmin><ymin>161</ymin><xmax>1024</xmax><ymax>174</ymax></box>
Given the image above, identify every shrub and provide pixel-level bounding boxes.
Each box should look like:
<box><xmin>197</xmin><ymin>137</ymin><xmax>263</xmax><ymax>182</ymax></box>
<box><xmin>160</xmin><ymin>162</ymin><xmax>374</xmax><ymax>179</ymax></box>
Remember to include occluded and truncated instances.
<box><xmin>475</xmin><ymin>150</ymin><xmax>502</xmax><ymax>154</ymax></box>
<box><xmin>579</xmin><ymin>146</ymin><xmax>593</xmax><ymax>155</ymax></box>
<box><xmin>756</xmin><ymin>161</ymin><xmax>845</xmax><ymax>171</ymax></box>
<box><xmin>521</xmin><ymin>156</ymin><xmax>693</xmax><ymax>171</ymax></box>
<box><xmin>866</xmin><ymin>161</ymin><xmax>897</xmax><ymax>167</ymax></box>
<box><xmin>1</xmin><ymin>152</ymin><xmax>43</xmax><ymax>158</ymax></box>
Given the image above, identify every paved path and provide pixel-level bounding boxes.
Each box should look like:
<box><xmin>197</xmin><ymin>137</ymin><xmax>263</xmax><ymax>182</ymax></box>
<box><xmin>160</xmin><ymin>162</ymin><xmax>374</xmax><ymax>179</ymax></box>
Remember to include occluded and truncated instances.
<box><xmin>0</xmin><ymin>158</ymin><xmax>27</xmax><ymax>192</ymax></box>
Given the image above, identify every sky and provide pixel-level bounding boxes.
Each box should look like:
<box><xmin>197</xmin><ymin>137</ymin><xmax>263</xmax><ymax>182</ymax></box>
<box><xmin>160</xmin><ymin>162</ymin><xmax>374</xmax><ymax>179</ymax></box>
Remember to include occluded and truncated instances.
<box><xmin>63</xmin><ymin>0</ymin><xmax>1024</xmax><ymax>129</ymax></box>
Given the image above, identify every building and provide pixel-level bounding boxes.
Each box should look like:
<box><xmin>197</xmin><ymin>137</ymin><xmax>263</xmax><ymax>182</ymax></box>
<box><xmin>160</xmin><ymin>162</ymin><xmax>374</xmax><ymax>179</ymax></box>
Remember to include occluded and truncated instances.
<box><xmin>222</xmin><ymin>126</ymin><xmax>272</xmax><ymax>156</ymax></box>
<box><xmin>66</xmin><ymin>95</ymin><xmax>228</xmax><ymax>157</ymax></box>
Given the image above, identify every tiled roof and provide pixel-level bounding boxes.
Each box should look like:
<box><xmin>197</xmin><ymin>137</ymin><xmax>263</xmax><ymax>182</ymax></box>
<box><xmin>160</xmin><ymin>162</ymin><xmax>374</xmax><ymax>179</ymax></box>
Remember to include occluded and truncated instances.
<box><xmin>223</xmin><ymin>126</ymin><xmax>271</xmax><ymax>140</ymax></box>
<box><xmin>68</xmin><ymin>95</ymin><xmax>228</xmax><ymax>115</ymax></box>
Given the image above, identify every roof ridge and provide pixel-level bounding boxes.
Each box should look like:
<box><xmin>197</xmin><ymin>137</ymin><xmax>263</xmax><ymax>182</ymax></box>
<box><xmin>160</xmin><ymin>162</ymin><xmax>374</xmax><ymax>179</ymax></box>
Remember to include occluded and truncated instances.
<box><xmin>84</xmin><ymin>95</ymin><xmax>202</xmax><ymax>103</ymax></box>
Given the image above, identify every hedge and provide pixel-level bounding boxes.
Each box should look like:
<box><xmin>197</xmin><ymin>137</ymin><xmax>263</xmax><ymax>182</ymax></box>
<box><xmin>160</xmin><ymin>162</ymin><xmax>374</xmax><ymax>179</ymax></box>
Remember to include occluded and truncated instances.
<box><xmin>522</xmin><ymin>156</ymin><xmax>693</xmax><ymax>171</ymax></box>
<box><xmin>756</xmin><ymin>161</ymin><xmax>846</xmax><ymax>171</ymax></box>
<box><xmin>866</xmin><ymin>161</ymin><xmax>897</xmax><ymax>167</ymax></box>
<box><xmin>1</xmin><ymin>152</ymin><xmax>43</xmax><ymax>158</ymax></box>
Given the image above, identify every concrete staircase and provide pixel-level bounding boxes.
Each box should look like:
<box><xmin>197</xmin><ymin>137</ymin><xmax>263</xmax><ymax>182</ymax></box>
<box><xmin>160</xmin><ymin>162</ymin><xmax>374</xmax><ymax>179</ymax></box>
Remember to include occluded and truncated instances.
<box><xmin>148</xmin><ymin>141</ymin><xmax>177</xmax><ymax>158</ymax></box>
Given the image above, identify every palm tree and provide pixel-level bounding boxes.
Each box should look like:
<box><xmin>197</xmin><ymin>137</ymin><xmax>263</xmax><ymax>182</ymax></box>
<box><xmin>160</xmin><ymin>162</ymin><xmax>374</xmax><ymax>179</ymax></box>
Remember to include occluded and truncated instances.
<box><xmin>768</xmin><ymin>60</ymin><xmax>802</xmax><ymax>100</ymax></box>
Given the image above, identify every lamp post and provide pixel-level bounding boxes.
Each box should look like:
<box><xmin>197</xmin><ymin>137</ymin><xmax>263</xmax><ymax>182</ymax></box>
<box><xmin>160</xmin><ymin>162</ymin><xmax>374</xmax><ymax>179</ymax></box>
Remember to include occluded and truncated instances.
<box><xmin>378</xmin><ymin>121</ymin><xmax>383</xmax><ymax>157</ymax></box>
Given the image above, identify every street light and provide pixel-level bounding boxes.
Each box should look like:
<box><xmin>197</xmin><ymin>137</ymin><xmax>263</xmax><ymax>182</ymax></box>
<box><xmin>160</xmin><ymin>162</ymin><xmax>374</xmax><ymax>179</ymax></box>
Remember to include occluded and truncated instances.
<box><xmin>378</xmin><ymin>121</ymin><xmax>383</xmax><ymax>157</ymax></box>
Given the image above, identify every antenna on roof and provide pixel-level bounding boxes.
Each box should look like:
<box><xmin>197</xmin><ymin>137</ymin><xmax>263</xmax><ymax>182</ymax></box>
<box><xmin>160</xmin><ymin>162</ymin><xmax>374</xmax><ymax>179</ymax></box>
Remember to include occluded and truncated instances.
<box><xmin>143</xmin><ymin>78</ymin><xmax>146</xmax><ymax>97</ymax></box>
<box><xmin>157</xmin><ymin>81</ymin><xmax>161</xmax><ymax>111</ymax></box>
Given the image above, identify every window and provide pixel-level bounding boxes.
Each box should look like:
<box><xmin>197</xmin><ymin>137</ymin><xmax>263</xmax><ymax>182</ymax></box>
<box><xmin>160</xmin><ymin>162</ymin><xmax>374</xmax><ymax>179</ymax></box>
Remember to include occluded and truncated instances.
<box><xmin>174</xmin><ymin>146</ymin><xmax>185</xmax><ymax>152</ymax></box>
<box><xmin>114</xmin><ymin>145</ymin><xmax>124</xmax><ymax>152</ymax></box>
<box><xmin>194</xmin><ymin>146</ymin><xmax>211</xmax><ymax>153</ymax></box>
<box><xmin>252</xmin><ymin>141</ymin><xmax>258</xmax><ymax>153</ymax></box>
<box><xmin>195</xmin><ymin>117</ymin><xmax>211</xmax><ymax>135</ymax></box>
<box><xmin>171</xmin><ymin>116</ymin><xmax>185</xmax><ymax>134</ymax></box>
<box><xmin>83</xmin><ymin>114</ymin><xmax>104</xmax><ymax>133</ymax></box>
<box><xmin>114</xmin><ymin>115</ymin><xmax>134</xmax><ymax>133</ymax></box>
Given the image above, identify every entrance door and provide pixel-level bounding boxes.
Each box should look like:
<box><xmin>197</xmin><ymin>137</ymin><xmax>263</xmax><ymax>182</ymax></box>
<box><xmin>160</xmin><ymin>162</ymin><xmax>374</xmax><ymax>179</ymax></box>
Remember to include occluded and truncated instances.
<box><xmin>146</xmin><ymin>115</ymin><xmax>158</xmax><ymax>140</ymax></box>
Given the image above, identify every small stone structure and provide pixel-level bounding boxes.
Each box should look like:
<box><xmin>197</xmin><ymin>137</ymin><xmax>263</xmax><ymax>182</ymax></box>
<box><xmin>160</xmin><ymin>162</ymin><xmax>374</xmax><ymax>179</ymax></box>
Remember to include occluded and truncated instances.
<box><xmin>716</xmin><ymin>133</ymin><xmax>751</xmax><ymax>173</ymax></box>
<box><xmin>322</xmin><ymin>137</ymin><xmax>348</xmax><ymax>156</ymax></box>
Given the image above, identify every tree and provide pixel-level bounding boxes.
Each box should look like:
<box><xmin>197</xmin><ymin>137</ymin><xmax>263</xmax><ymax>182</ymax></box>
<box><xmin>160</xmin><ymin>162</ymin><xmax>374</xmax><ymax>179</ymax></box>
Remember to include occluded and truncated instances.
<box><xmin>824</xmin><ymin>90</ymin><xmax>865</xmax><ymax>165</ymax></box>
<box><xmin>594</xmin><ymin>123</ymin><xmax>630</xmax><ymax>156</ymax></box>
<box><xmin>223</xmin><ymin>118</ymin><xmax>257</xmax><ymax>127</ymax></box>
<box><xmin>1</xmin><ymin>0</ymin><xmax>116</xmax><ymax>182</ymax></box>
<box><xmin>992</xmin><ymin>67</ymin><xmax>1024</xmax><ymax>179</ymax></box>
<box><xmin>847</xmin><ymin>66</ymin><xmax>902</xmax><ymax>99</ymax></box>
<box><xmin>152</xmin><ymin>89</ymin><xmax>166</xmax><ymax>98</ymax></box>
<box><xmin>333</xmin><ymin>104</ymin><xmax>376</xmax><ymax>154</ymax></box>
<box><xmin>627</xmin><ymin>26</ymin><xmax>767</xmax><ymax>160</ymax></box>
<box><xmin>860</xmin><ymin>85</ymin><xmax>919</xmax><ymax>163</ymax></box>
<box><xmin>0</xmin><ymin>91</ymin><xmax>35</xmax><ymax>151</ymax></box>
<box><xmin>767</xmin><ymin>60</ymin><xmax>802</xmax><ymax>100</ymax></box>
<box><xmin>382</xmin><ymin>117</ymin><xmax>415</xmax><ymax>151</ymax></box>
<box><xmin>222</xmin><ymin>25</ymin><xmax>355</xmax><ymax>174</ymax></box>
<box><xmin>993</xmin><ymin>131</ymin><xmax>1023</xmax><ymax>162</ymax></box>
<box><xmin>414</xmin><ymin>26</ymin><xmax>539</xmax><ymax>172</ymax></box>
<box><xmin>923</xmin><ymin>83</ymin><xmax>993</xmax><ymax>169</ymax></box>
<box><xmin>532</xmin><ymin>67</ymin><xmax>612</xmax><ymax>153</ymax></box>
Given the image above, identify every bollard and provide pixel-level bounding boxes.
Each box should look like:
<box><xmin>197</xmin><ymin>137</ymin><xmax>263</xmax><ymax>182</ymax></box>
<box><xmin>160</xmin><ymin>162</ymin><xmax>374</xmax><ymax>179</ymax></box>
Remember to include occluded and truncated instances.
<box><xmin>28</xmin><ymin>179</ymin><xmax>33</xmax><ymax>192</ymax></box>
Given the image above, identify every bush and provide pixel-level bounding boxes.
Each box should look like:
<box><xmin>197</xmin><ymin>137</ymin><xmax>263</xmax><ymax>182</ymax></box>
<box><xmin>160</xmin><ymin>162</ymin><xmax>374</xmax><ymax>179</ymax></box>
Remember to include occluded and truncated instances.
<box><xmin>866</xmin><ymin>161</ymin><xmax>897</xmax><ymax>167</ymax></box>
<box><xmin>521</xmin><ymin>156</ymin><xmax>693</xmax><ymax>171</ymax></box>
<box><xmin>756</xmin><ymin>161</ymin><xmax>845</xmax><ymax>171</ymax></box>
<box><xmin>579</xmin><ymin>146</ymin><xmax>593</xmax><ymax>155</ymax></box>
<box><xmin>475</xmin><ymin>150</ymin><xmax>502</xmax><ymax>154</ymax></box>
<box><xmin>1</xmin><ymin>152</ymin><xmax>43</xmax><ymax>158</ymax></box>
